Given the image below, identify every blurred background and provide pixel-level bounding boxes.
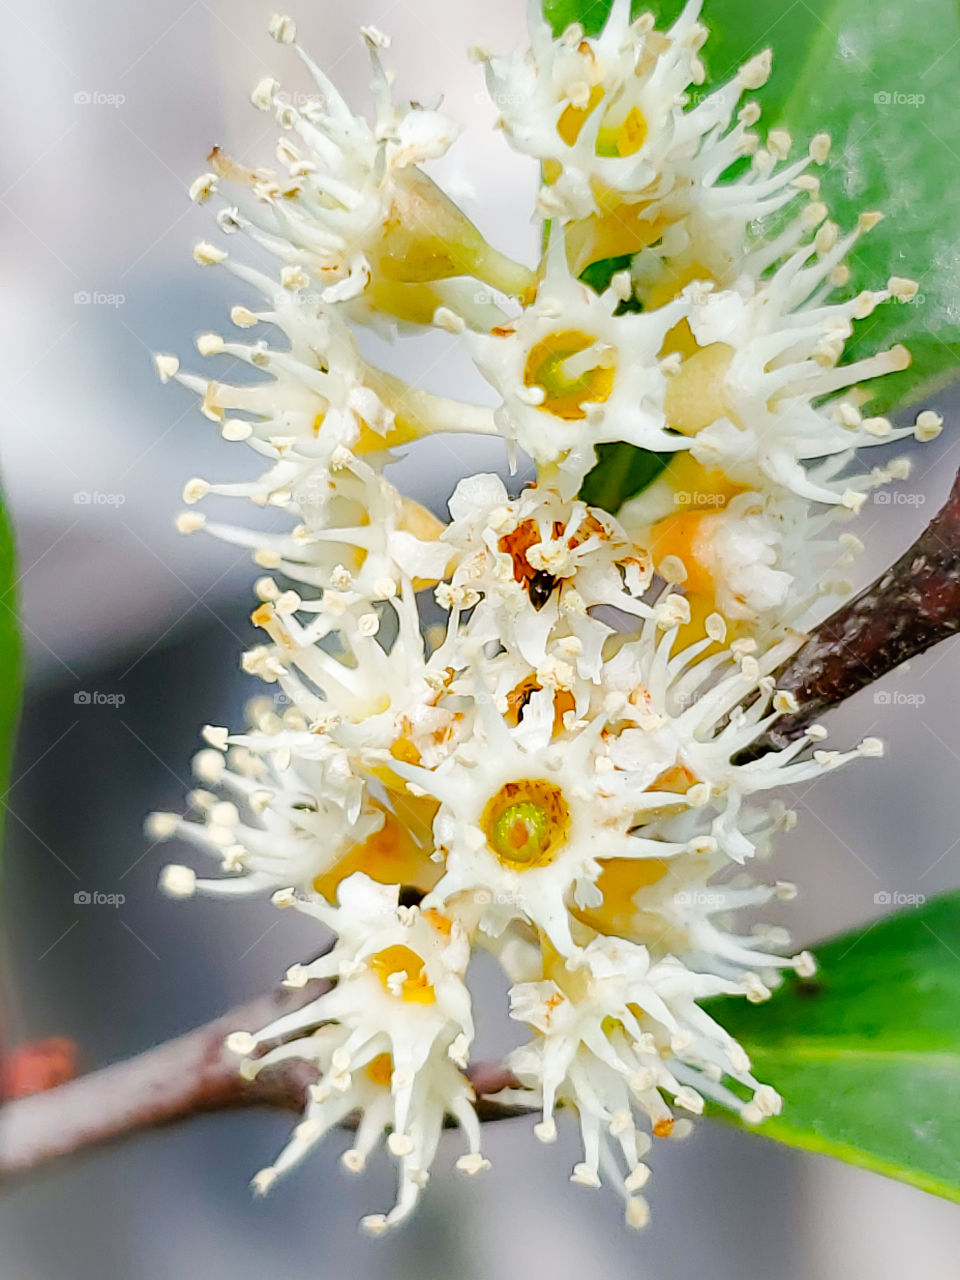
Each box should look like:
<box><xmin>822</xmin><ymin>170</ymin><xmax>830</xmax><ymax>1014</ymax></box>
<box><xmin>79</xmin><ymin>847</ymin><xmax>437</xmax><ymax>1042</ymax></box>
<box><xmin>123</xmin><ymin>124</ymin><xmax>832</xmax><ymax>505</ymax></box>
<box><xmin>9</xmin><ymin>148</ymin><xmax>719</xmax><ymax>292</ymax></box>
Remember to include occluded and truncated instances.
<box><xmin>1</xmin><ymin>0</ymin><xmax>959</xmax><ymax>1276</ymax></box>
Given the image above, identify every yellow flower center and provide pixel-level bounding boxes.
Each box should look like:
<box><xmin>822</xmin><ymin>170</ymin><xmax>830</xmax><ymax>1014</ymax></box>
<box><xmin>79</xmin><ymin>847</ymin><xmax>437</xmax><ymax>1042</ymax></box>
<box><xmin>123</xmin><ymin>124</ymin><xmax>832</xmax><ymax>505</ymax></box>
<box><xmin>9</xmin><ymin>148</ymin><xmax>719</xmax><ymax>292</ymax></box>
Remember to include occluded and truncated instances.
<box><xmin>541</xmin><ymin>936</ymin><xmax>592</xmax><ymax>1002</ymax></box>
<box><xmin>481</xmin><ymin>779</ymin><xmax>570</xmax><ymax>869</ymax></box>
<box><xmin>523</xmin><ymin>329</ymin><xmax>616</xmax><ymax>421</ymax></box>
<box><xmin>370</xmin><ymin>944</ymin><xmax>436</xmax><ymax>1004</ymax></box>
<box><xmin>641</xmin><ymin>456</ymin><xmax>752</xmax><ymax>644</ymax></box>
<box><xmin>558</xmin><ymin>86</ymin><xmax>605</xmax><ymax>146</ymax></box>
<box><xmin>648</xmin><ymin>511</ymin><xmax>717</xmax><ymax>597</ymax></box>
<box><xmin>572</xmin><ymin>856</ymin><xmax>671</xmax><ymax>936</ymax></box>
<box><xmin>365</xmin><ymin>1052</ymin><xmax>394</xmax><ymax>1086</ymax></box>
<box><xmin>596</xmin><ymin>105</ymin><xmax>648</xmax><ymax>158</ymax></box>
<box><xmin>312</xmin><ymin>808</ymin><xmax>441</xmax><ymax>902</ymax></box>
<box><xmin>565</xmin><ymin>204</ymin><xmax>668</xmax><ymax>277</ymax></box>
<box><xmin>505</xmin><ymin>675</ymin><xmax>576</xmax><ymax>736</ymax></box>
<box><xmin>664</xmin><ymin>342</ymin><xmax>738</xmax><ymax>436</ymax></box>
<box><xmin>557</xmin><ymin>87</ymin><xmax>648</xmax><ymax>158</ymax></box>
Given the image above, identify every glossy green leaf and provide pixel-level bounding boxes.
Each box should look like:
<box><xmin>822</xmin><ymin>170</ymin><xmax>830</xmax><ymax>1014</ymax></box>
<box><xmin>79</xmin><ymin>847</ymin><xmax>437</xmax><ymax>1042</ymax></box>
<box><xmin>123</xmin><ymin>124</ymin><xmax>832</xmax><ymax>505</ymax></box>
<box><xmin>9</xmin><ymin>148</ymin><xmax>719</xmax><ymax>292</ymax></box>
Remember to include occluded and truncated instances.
<box><xmin>542</xmin><ymin>0</ymin><xmax>834</xmax><ymax>119</ymax></box>
<box><xmin>0</xmin><ymin>500</ymin><xmax>22</xmax><ymax>857</ymax></box>
<box><xmin>579</xmin><ymin>442</ymin><xmax>671</xmax><ymax>509</ymax></box>
<box><xmin>547</xmin><ymin>0</ymin><xmax>960</xmax><ymax>510</ymax></box>
<box><xmin>705</xmin><ymin>893</ymin><xmax>960</xmax><ymax>1201</ymax></box>
<box><xmin>771</xmin><ymin>0</ymin><xmax>960</xmax><ymax>411</ymax></box>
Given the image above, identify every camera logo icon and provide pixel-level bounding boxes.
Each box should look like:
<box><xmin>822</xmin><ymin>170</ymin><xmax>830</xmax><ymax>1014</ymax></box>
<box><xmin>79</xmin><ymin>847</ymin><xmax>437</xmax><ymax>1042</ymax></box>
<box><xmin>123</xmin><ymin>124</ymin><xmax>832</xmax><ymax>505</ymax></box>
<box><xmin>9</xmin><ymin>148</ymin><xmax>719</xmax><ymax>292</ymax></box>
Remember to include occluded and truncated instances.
<box><xmin>874</xmin><ymin>889</ymin><xmax>925</xmax><ymax>907</ymax></box>
<box><xmin>74</xmin><ymin>691</ymin><xmax>92</xmax><ymax>705</ymax></box>
<box><xmin>74</xmin><ymin>890</ymin><xmax>92</xmax><ymax>905</ymax></box>
<box><xmin>74</xmin><ymin>90</ymin><xmax>92</xmax><ymax>105</ymax></box>
<box><xmin>874</xmin><ymin>91</ymin><xmax>891</xmax><ymax>105</ymax></box>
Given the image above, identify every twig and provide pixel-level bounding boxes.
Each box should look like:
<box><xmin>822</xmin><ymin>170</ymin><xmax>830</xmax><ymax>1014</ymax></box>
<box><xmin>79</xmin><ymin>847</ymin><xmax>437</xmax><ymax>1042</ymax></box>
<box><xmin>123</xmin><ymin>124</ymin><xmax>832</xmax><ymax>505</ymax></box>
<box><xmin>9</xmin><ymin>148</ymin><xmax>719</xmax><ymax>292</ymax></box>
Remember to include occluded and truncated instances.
<box><xmin>740</xmin><ymin>466</ymin><xmax>960</xmax><ymax>757</ymax></box>
<box><xmin>0</xmin><ymin>983</ymin><xmax>318</xmax><ymax>1181</ymax></box>
<box><xmin>0</xmin><ymin>978</ymin><xmax>521</xmax><ymax>1184</ymax></box>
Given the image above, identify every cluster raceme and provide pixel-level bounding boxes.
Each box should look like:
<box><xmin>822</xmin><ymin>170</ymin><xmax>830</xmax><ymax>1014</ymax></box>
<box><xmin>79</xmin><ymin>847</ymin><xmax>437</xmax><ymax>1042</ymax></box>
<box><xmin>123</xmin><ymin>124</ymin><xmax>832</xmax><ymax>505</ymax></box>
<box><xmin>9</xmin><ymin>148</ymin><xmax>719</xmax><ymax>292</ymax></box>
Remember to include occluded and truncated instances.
<box><xmin>151</xmin><ymin>2</ymin><xmax>937</xmax><ymax>1233</ymax></box>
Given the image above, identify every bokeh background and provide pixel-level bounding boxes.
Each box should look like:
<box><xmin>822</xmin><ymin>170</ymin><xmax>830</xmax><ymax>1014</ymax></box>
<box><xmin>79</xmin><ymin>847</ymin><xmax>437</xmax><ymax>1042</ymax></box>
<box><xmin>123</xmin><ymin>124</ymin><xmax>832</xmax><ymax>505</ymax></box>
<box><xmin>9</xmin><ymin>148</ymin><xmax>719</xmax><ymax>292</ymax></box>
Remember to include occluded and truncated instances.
<box><xmin>1</xmin><ymin>1</ymin><xmax>960</xmax><ymax>1276</ymax></box>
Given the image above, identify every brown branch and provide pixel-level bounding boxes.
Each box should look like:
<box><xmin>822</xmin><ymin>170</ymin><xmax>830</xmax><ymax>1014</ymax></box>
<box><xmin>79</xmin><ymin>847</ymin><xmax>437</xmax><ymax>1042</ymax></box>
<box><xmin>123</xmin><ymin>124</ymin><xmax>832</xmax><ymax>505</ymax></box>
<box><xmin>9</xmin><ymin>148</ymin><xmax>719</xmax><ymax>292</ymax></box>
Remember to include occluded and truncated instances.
<box><xmin>0</xmin><ymin>975</ymin><xmax>522</xmax><ymax>1185</ymax></box>
<box><xmin>740</xmin><ymin>466</ymin><xmax>960</xmax><ymax>758</ymax></box>
<box><xmin>0</xmin><ymin>982</ymin><xmax>319</xmax><ymax>1181</ymax></box>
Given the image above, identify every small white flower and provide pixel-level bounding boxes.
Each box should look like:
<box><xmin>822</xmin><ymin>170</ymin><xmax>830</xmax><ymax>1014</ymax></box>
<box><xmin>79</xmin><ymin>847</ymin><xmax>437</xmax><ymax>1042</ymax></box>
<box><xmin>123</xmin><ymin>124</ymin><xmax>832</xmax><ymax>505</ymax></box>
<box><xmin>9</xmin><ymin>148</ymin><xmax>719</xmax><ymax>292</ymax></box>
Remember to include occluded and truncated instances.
<box><xmin>182</xmin><ymin>456</ymin><xmax>450</xmax><ymax>603</ymax></box>
<box><xmin>443</xmin><ymin>475</ymin><xmax>654</xmax><ymax>674</ymax></box>
<box><xmin>660</xmin><ymin>240</ymin><xmax>913</xmax><ymax>504</ymax></box>
<box><xmin>241</xmin><ymin>586</ymin><xmax>462</xmax><ymax>766</ymax></box>
<box><xmin>506</xmin><ymin>932</ymin><xmax>781</xmax><ymax>1222</ymax></box>
<box><xmin>172</xmin><ymin>272</ymin><xmax>496</xmax><ymax>467</ymax></box>
<box><xmin>485</xmin><ymin>1</ymin><xmax>710</xmax><ymax>218</ymax></box>
<box><xmin>629</xmin><ymin>490</ymin><xmax>799</xmax><ymax>628</ymax></box>
<box><xmin>234</xmin><ymin>875</ymin><xmax>483</xmax><ymax>1231</ymax></box>
<box><xmin>469</xmin><ymin>234</ymin><xmax>685</xmax><ymax>496</ymax></box>
<box><xmin>392</xmin><ymin>697</ymin><xmax>691</xmax><ymax>956</ymax></box>
<box><xmin>205</xmin><ymin>24</ymin><xmax>531</xmax><ymax>326</ymax></box>
<box><xmin>151</xmin><ymin>712</ymin><xmax>378</xmax><ymax>899</ymax></box>
<box><xmin>483</xmin><ymin>0</ymin><xmax>801</xmax><ymax>268</ymax></box>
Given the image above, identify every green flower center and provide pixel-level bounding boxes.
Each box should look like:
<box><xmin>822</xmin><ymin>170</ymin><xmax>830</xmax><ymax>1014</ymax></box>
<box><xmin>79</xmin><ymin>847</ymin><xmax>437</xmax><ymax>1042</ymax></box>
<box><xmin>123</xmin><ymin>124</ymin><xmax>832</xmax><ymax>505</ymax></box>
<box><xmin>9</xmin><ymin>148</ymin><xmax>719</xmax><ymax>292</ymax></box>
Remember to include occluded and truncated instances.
<box><xmin>491</xmin><ymin>801</ymin><xmax>551</xmax><ymax>865</ymax></box>
<box><xmin>481</xmin><ymin>779</ymin><xmax>570</xmax><ymax>870</ymax></box>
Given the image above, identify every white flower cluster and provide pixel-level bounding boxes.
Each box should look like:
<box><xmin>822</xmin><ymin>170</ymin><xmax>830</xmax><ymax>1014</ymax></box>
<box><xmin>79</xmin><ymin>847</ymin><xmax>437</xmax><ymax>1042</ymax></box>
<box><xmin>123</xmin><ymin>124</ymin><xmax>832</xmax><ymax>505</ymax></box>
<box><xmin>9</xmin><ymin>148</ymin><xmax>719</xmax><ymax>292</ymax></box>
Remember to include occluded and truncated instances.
<box><xmin>152</xmin><ymin>2</ymin><xmax>937</xmax><ymax>1233</ymax></box>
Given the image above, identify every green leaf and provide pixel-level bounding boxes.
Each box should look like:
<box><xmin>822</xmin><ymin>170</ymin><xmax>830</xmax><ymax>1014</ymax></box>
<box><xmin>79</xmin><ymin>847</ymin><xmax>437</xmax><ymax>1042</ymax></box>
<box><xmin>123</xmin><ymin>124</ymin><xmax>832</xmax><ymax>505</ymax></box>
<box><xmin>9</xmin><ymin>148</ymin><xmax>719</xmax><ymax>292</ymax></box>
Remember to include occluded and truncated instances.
<box><xmin>705</xmin><ymin>893</ymin><xmax>960</xmax><ymax>1202</ymax></box>
<box><xmin>548</xmin><ymin>0</ymin><xmax>960</xmax><ymax>508</ymax></box>
<box><xmin>542</xmin><ymin>0</ymin><xmax>652</xmax><ymax>38</ymax></box>
<box><xmin>768</xmin><ymin>0</ymin><xmax>960</xmax><ymax>411</ymax></box>
<box><xmin>0</xmin><ymin>500</ymin><xmax>22</xmax><ymax>855</ymax></box>
<box><xmin>577</xmin><ymin>253</ymin><xmax>634</xmax><ymax>297</ymax></box>
<box><xmin>579</xmin><ymin>442</ymin><xmax>671</xmax><ymax>510</ymax></box>
<box><xmin>542</xmin><ymin>0</ymin><xmax>833</xmax><ymax>118</ymax></box>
